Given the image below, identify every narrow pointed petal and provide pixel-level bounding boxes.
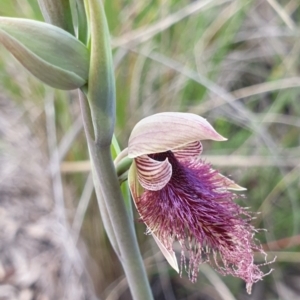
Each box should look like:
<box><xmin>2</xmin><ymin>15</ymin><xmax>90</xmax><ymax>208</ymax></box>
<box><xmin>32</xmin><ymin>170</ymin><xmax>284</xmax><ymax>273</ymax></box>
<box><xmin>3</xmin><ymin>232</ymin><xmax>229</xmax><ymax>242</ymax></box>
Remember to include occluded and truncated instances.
<box><xmin>214</xmin><ymin>173</ymin><xmax>247</xmax><ymax>191</ymax></box>
<box><xmin>128</xmin><ymin>162</ymin><xmax>179</xmax><ymax>272</ymax></box>
<box><xmin>152</xmin><ymin>233</ymin><xmax>179</xmax><ymax>273</ymax></box>
<box><xmin>128</xmin><ymin>161</ymin><xmax>144</xmax><ymax>202</ymax></box>
<box><xmin>135</xmin><ymin>155</ymin><xmax>172</xmax><ymax>191</ymax></box>
<box><xmin>173</xmin><ymin>141</ymin><xmax>203</xmax><ymax>161</ymax></box>
<box><xmin>128</xmin><ymin>112</ymin><xmax>226</xmax><ymax>158</ymax></box>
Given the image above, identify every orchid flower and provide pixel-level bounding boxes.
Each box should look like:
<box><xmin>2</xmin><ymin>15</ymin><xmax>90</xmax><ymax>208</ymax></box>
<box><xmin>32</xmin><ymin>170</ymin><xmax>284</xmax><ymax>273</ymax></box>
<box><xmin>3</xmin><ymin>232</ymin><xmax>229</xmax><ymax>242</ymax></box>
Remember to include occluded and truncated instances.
<box><xmin>125</xmin><ymin>112</ymin><xmax>272</xmax><ymax>294</ymax></box>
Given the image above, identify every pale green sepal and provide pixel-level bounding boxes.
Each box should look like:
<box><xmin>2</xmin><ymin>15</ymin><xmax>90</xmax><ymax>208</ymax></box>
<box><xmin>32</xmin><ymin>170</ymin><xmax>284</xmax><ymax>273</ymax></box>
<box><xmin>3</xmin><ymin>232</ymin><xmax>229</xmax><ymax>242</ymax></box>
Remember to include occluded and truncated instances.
<box><xmin>128</xmin><ymin>161</ymin><xmax>145</xmax><ymax>201</ymax></box>
<box><xmin>0</xmin><ymin>17</ymin><xmax>89</xmax><ymax>90</ymax></box>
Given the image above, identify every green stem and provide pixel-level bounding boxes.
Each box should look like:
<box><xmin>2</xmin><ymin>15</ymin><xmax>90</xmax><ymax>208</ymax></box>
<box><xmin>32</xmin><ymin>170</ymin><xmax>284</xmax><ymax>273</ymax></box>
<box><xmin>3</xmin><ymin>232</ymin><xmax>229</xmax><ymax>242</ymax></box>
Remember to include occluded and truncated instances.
<box><xmin>79</xmin><ymin>90</ymin><xmax>118</xmax><ymax>253</ymax></box>
<box><xmin>80</xmin><ymin>0</ymin><xmax>153</xmax><ymax>297</ymax></box>
<box><xmin>79</xmin><ymin>91</ymin><xmax>153</xmax><ymax>300</ymax></box>
<box><xmin>89</xmin><ymin>144</ymin><xmax>153</xmax><ymax>300</ymax></box>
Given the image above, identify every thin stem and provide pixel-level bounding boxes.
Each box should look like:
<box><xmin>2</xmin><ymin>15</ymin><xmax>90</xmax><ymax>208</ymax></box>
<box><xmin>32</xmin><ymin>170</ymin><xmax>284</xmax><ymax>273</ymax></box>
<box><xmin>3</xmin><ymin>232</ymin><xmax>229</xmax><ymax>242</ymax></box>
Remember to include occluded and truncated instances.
<box><xmin>89</xmin><ymin>143</ymin><xmax>153</xmax><ymax>300</ymax></box>
<box><xmin>79</xmin><ymin>90</ymin><xmax>153</xmax><ymax>299</ymax></box>
<box><xmin>79</xmin><ymin>90</ymin><xmax>119</xmax><ymax>255</ymax></box>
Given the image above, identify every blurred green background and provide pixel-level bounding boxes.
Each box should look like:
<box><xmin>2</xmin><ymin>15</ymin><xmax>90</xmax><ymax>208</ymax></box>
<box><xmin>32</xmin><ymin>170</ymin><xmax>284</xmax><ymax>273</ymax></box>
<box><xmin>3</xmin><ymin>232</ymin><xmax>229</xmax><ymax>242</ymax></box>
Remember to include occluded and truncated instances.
<box><xmin>0</xmin><ymin>0</ymin><xmax>300</xmax><ymax>299</ymax></box>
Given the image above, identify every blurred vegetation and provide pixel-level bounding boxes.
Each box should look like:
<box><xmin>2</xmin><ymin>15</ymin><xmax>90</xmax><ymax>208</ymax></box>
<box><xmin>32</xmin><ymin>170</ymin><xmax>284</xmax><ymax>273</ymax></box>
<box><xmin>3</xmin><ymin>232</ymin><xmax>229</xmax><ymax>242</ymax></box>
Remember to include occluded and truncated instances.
<box><xmin>1</xmin><ymin>0</ymin><xmax>300</xmax><ymax>299</ymax></box>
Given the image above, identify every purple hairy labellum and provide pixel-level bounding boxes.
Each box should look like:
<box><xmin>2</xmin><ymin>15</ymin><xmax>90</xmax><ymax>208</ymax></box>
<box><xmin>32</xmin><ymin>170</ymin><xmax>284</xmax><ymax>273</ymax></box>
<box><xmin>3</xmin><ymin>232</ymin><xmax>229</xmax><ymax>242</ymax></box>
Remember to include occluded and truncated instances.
<box><xmin>126</xmin><ymin>112</ymin><xmax>274</xmax><ymax>294</ymax></box>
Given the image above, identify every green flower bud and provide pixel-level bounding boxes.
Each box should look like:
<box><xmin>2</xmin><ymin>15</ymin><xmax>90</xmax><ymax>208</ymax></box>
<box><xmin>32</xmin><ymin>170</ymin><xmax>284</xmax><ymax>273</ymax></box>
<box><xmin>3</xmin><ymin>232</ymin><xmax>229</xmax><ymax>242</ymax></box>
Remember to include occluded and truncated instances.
<box><xmin>0</xmin><ymin>17</ymin><xmax>89</xmax><ymax>90</ymax></box>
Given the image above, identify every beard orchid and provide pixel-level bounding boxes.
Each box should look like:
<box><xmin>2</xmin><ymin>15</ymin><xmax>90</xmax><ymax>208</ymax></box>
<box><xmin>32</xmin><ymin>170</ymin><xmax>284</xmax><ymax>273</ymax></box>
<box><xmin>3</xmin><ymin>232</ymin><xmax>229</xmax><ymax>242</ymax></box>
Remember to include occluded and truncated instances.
<box><xmin>125</xmin><ymin>112</ymin><xmax>272</xmax><ymax>294</ymax></box>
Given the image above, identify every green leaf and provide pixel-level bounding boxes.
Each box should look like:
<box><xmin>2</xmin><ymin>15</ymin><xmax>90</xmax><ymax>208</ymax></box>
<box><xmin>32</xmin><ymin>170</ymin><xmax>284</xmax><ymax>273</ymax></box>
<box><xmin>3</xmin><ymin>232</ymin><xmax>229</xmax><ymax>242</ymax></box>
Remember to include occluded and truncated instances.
<box><xmin>84</xmin><ymin>0</ymin><xmax>115</xmax><ymax>144</ymax></box>
<box><xmin>0</xmin><ymin>17</ymin><xmax>89</xmax><ymax>90</ymax></box>
<box><xmin>38</xmin><ymin>0</ymin><xmax>75</xmax><ymax>35</ymax></box>
<box><xmin>70</xmin><ymin>0</ymin><xmax>89</xmax><ymax>44</ymax></box>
